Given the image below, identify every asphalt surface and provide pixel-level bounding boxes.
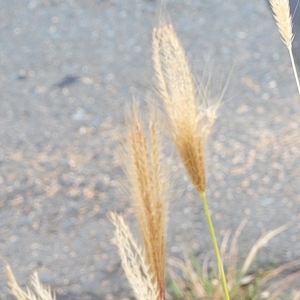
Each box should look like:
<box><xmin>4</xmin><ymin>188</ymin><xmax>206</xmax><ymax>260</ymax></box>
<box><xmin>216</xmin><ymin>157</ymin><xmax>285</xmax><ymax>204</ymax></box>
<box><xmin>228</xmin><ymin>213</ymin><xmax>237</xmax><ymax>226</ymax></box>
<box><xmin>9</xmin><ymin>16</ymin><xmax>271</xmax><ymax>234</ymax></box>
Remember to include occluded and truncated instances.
<box><xmin>1</xmin><ymin>0</ymin><xmax>300</xmax><ymax>299</ymax></box>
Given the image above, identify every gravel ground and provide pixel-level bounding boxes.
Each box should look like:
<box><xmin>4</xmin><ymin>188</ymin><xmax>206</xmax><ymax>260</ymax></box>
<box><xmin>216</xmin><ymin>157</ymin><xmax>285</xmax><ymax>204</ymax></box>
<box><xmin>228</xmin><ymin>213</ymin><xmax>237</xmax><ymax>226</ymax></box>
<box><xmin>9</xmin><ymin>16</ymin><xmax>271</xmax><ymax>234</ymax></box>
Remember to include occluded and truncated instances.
<box><xmin>0</xmin><ymin>0</ymin><xmax>300</xmax><ymax>299</ymax></box>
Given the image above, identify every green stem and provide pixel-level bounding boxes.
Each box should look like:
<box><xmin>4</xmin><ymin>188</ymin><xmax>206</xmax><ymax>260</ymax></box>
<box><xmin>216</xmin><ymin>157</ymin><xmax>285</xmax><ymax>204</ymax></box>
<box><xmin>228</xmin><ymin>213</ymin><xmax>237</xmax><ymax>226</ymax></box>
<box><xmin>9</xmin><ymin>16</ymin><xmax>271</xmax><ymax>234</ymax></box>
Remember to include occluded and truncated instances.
<box><xmin>198</xmin><ymin>190</ymin><xmax>230</xmax><ymax>300</ymax></box>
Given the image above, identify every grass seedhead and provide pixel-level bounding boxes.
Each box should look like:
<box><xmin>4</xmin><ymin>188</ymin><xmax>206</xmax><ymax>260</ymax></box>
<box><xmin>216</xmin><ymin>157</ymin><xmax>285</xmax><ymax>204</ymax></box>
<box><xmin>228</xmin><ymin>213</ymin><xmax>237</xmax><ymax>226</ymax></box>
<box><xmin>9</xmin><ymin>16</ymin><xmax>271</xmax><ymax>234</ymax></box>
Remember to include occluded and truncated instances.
<box><xmin>269</xmin><ymin>0</ymin><xmax>294</xmax><ymax>49</ymax></box>
<box><xmin>152</xmin><ymin>22</ymin><xmax>230</xmax><ymax>298</ymax></box>
<box><xmin>269</xmin><ymin>0</ymin><xmax>300</xmax><ymax>97</ymax></box>
<box><xmin>115</xmin><ymin>103</ymin><xmax>168</xmax><ymax>299</ymax></box>
<box><xmin>152</xmin><ymin>23</ymin><xmax>219</xmax><ymax>192</ymax></box>
<box><xmin>6</xmin><ymin>265</ymin><xmax>55</xmax><ymax>300</ymax></box>
<box><xmin>109</xmin><ymin>213</ymin><xmax>159</xmax><ymax>300</ymax></box>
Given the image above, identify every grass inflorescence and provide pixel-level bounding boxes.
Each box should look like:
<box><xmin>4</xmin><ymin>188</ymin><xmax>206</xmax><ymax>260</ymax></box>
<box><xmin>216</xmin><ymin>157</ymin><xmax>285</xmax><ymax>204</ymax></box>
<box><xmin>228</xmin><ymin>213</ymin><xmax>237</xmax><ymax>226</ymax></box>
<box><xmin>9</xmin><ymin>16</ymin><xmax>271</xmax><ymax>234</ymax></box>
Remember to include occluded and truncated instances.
<box><xmin>109</xmin><ymin>1</ymin><xmax>300</xmax><ymax>298</ymax></box>
<box><xmin>269</xmin><ymin>0</ymin><xmax>300</xmax><ymax>97</ymax></box>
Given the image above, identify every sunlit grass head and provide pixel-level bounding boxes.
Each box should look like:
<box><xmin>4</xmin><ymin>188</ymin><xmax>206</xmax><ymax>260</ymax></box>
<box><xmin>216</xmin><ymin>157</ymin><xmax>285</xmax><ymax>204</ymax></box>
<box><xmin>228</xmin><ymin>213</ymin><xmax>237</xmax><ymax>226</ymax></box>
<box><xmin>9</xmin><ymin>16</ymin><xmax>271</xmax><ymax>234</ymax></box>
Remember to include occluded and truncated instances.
<box><xmin>269</xmin><ymin>0</ymin><xmax>293</xmax><ymax>49</ymax></box>
<box><xmin>122</xmin><ymin>102</ymin><xmax>168</xmax><ymax>300</ymax></box>
<box><xmin>6</xmin><ymin>264</ymin><xmax>56</xmax><ymax>300</ymax></box>
<box><xmin>152</xmin><ymin>23</ymin><xmax>219</xmax><ymax>193</ymax></box>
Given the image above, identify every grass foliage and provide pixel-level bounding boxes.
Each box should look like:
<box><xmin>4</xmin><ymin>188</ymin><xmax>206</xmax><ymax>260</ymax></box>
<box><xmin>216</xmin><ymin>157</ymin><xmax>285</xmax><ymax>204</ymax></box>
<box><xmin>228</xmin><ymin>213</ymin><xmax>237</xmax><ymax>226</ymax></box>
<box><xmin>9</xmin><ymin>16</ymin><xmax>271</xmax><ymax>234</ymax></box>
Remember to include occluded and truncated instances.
<box><xmin>167</xmin><ymin>222</ymin><xmax>300</xmax><ymax>300</ymax></box>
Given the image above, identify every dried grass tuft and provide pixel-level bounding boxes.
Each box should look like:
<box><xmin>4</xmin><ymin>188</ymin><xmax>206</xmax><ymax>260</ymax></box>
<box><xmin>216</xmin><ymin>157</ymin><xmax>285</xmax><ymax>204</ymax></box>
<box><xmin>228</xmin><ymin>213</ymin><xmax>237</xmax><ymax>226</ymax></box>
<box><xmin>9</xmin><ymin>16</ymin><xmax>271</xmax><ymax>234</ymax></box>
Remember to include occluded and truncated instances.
<box><xmin>152</xmin><ymin>23</ymin><xmax>219</xmax><ymax>192</ymax></box>
<box><xmin>168</xmin><ymin>222</ymin><xmax>295</xmax><ymax>300</ymax></box>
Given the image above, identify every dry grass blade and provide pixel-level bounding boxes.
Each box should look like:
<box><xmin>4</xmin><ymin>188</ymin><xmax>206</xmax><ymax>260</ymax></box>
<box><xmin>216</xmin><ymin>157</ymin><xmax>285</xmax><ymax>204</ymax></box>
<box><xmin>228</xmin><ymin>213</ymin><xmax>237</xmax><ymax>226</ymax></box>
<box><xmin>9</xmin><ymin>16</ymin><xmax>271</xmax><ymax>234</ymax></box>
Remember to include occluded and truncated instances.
<box><xmin>259</xmin><ymin>259</ymin><xmax>300</xmax><ymax>286</ymax></box>
<box><xmin>226</xmin><ymin>220</ymin><xmax>248</xmax><ymax>288</ymax></box>
<box><xmin>109</xmin><ymin>212</ymin><xmax>159</xmax><ymax>300</ymax></box>
<box><xmin>168</xmin><ymin>254</ymin><xmax>206</xmax><ymax>298</ymax></box>
<box><xmin>152</xmin><ymin>23</ymin><xmax>219</xmax><ymax>192</ymax></box>
<box><xmin>267</xmin><ymin>269</ymin><xmax>300</xmax><ymax>300</ymax></box>
<box><xmin>202</xmin><ymin>252</ymin><xmax>212</xmax><ymax>282</ymax></box>
<box><xmin>269</xmin><ymin>0</ymin><xmax>293</xmax><ymax>49</ymax></box>
<box><xmin>6</xmin><ymin>265</ymin><xmax>55</xmax><ymax>300</ymax></box>
<box><xmin>241</xmin><ymin>223</ymin><xmax>289</xmax><ymax>274</ymax></box>
<box><xmin>124</xmin><ymin>103</ymin><xmax>168</xmax><ymax>299</ymax></box>
<box><xmin>220</xmin><ymin>229</ymin><xmax>231</xmax><ymax>259</ymax></box>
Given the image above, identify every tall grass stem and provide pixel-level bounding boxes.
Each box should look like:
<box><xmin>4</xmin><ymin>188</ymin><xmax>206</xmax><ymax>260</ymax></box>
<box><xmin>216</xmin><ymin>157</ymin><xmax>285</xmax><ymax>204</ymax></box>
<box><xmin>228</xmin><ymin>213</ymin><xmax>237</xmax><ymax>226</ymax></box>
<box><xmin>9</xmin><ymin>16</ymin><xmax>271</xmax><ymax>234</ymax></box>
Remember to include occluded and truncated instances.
<box><xmin>199</xmin><ymin>190</ymin><xmax>231</xmax><ymax>300</ymax></box>
<box><xmin>288</xmin><ymin>47</ymin><xmax>300</xmax><ymax>97</ymax></box>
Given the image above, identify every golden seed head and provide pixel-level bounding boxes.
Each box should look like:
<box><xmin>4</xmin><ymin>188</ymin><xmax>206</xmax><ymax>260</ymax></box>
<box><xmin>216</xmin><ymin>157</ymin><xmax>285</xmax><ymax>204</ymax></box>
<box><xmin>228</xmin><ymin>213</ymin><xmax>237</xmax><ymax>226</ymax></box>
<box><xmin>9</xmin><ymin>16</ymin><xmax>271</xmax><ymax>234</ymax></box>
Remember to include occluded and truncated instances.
<box><xmin>123</xmin><ymin>104</ymin><xmax>168</xmax><ymax>299</ymax></box>
<box><xmin>152</xmin><ymin>23</ymin><xmax>219</xmax><ymax>192</ymax></box>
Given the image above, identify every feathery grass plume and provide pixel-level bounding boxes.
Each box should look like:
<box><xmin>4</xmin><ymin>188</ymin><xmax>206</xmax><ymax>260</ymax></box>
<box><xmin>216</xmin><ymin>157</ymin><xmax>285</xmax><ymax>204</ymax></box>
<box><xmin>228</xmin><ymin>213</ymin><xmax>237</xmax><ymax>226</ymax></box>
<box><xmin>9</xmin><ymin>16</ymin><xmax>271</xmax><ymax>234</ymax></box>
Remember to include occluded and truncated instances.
<box><xmin>123</xmin><ymin>103</ymin><xmax>168</xmax><ymax>300</ymax></box>
<box><xmin>6</xmin><ymin>265</ymin><xmax>31</xmax><ymax>300</ymax></box>
<box><xmin>6</xmin><ymin>264</ymin><xmax>55</xmax><ymax>300</ymax></box>
<box><xmin>152</xmin><ymin>23</ymin><xmax>218</xmax><ymax>192</ymax></box>
<box><xmin>269</xmin><ymin>0</ymin><xmax>300</xmax><ymax>97</ymax></box>
<box><xmin>109</xmin><ymin>213</ymin><xmax>159</xmax><ymax>300</ymax></box>
<box><xmin>269</xmin><ymin>0</ymin><xmax>293</xmax><ymax>49</ymax></box>
<box><xmin>152</xmin><ymin>23</ymin><xmax>230</xmax><ymax>300</ymax></box>
<box><xmin>152</xmin><ymin>24</ymin><xmax>230</xmax><ymax>300</ymax></box>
